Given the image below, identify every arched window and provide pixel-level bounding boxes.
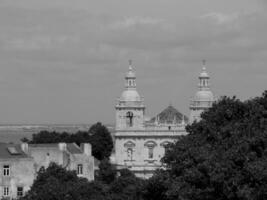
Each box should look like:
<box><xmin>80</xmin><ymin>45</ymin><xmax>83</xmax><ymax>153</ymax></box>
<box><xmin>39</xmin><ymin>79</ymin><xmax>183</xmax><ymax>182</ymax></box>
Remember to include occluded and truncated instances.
<box><xmin>126</xmin><ymin>111</ymin><xmax>134</xmax><ymax>127</ymax></box>
<box><xmin>124</xmin><ymin>141</ymin><xmax>135</xmax><ymax>161</ymax></box>
<box><xmin>144</xmin><ymin>141</ymin><xmax>157</xmax><ymax>159</ymax></box>
<box><xmin>127</xmin><ymin>148</ymin><xmax>133</xmax><ymax>161</ymax></box>
<box><xmin>160</xmin><ymin>141</ymin><xmax>171</xmax><ymax>155</ymax></box>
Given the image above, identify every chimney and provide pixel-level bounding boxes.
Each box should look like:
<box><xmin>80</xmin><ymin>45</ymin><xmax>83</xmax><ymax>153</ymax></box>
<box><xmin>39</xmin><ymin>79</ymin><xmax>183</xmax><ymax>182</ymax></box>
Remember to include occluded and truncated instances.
<box><xmin>81</xmin><ymin>143</ymin><xmax>92</xmax><ymax>156</ymax></box>
<box><xmin>58</xmin><ymin>143</ymin><xmax>67</xmax><ymax>151</ymax></box>
<box><xmin>21</xmin><ymin>143</ymin><xmax>29</xmax><ymax>154</ymax></box>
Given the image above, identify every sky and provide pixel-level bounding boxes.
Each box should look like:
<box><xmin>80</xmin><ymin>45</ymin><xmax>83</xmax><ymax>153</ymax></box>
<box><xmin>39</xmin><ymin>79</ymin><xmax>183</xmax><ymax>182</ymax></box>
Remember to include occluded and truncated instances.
<box><xmin>0</xmin><ymin>0</ymin><xmax>266</xmax><ymax>124</ymax></box>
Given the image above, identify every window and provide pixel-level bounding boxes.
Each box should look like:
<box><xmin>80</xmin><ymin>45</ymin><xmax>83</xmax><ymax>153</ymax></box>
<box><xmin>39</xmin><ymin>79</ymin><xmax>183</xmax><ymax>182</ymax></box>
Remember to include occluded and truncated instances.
<box><xmin>144</xmin><ymin>141</ymin><xmax>157</xmax><ymax>160</ymax></box>
<box><xmin>77</xmin><ymin>164</ymin><xmax>83</xmax><ymax>175</ymax></box>
<box><xmin>3</xmin><ymin>165</ymin><xmax>10</xmax><ymax>176</ymax></box>
<box><xmin>127</xmin><ymin>148</ymin><xmax>133</xmax><ymax>161</ymax></box>
<box><xmin>126</xmin><ymin>112</ymin><xmax>134</xmax><ymax>127</ymax></box>
<box><xmin>160</xmin><ymin>141</ymin><xmax>171</xmax><ymax>155</ymax></box>
<box><xmin>3</xmin><ymin>187</ymin><xmax>9</xmax><ymax>197</ymax></box>
<box><xmin>124</xmin><ymin>141</ymin><xmax>135</xmax><ymax>162</ymax></box>
<box><xmin>17</xmin><ymin>187</ymin><xmax>23</xmax><ymax>197</ymax></box>
<box><xmin>148</xmin><ymin>147</ymin><xmax>154</xmax><ymax>159</ymax></box>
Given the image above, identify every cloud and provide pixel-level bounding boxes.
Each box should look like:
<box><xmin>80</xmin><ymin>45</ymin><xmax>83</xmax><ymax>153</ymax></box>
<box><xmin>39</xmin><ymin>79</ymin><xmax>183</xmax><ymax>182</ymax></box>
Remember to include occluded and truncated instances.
<box><xmin>201</xmin><ymin>12</ymin><xmax>240</xmax><ymax>24</ymax></box>
<box><xmin>0</xmin><ymin>0</ymin><xmax>267</xmax><ymax>123</ymax></box>
<box><xmin>110</xmin><ymin>16</ymin><xmax>164</xmax><ymax>29</ymax></box>
<box><xmin>3</xmin><ymin>36</ymin><xmax>76</xmax><ymax>51</ymax></box>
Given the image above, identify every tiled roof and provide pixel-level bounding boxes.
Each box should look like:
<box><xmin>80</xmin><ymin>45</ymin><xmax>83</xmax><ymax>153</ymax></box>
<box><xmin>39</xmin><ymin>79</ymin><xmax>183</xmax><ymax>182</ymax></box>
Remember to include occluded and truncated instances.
<box><xmin>0</xmin><ymin>143</ymin><xmax>29</xmax><ymax>159</ymax></box>
<box><xmin>29</xmin><ymin>143</ymin><xmax>83</xmax><ymax>154</ymax></box>
<box><xmin>67</xmin><ymin>143</ymin><xmax>82</xmax><ymax>154</ymax></box>
<box><xmin>29</xmin><ymin>143</ymin><xmax>58</xmax><ymax>148</ymax></box>
<box><xmin>149</xmin><ymin>105</ymin><xmax>189</xmax><ymax>124</ymax></box>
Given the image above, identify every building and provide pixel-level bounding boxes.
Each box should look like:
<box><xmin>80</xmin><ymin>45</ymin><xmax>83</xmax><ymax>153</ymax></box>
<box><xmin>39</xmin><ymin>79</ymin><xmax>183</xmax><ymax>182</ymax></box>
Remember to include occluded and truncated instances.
<box><xmin>189</xmin><ymin>61</ymin><xmax>215</xmax><ymax>123</ymax></box>
<box><xmin>114</xmin><ymin>61</ymin><xmax>188</xmax><ymax>178</ymax></box>
<box><xmin>0</xmin><ymin>142</ymin><xmax>94</xmax><ymax>199</ymax></box>
<box><xmin>0</xmin><ymin>143</ymin><xmax>35</xmax><ymax>199</ymax></box>
<box><xmin>27</xmin><ymin>143</ymin><xmax>94</xmax><ymax>181</ymax></box>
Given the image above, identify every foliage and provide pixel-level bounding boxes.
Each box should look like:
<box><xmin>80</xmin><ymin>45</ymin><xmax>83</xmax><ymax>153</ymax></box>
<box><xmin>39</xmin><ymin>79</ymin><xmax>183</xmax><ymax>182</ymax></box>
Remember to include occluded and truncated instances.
<box><xmin>21</xmin><ymin>163</ymin><xmax>108</xmax><ymax>200</ymax></box>
<box><xmin>109</xmin><ymin>168</ymin><xmax>145</xmax><ymax>200</ymax></box>
<box><xmin>97</xmin><ymin>158</ymin><xmax>117</xmax><ymax>184</ymax></box>
<box><xmin>21</xmin><ymin>163</ymin><xmax>146</xmax><ymax>200</ymax></box>
<box><xmin>142</xmin><ymin>170</ymin><xmax>169</xmax><ymax>200</ymax></box>
<box><xmin>88</xmin><ymin>122</ymin><xmax>114</xmax><ymax>160</ymax></box>
<box><xmin>160</xmin><ymin>91</ymin><xmax>267</xmax><ymax>200</ymax></box>
<box><xmin>23</xmin><ymin>122</ymin><xmax>113</xmax><ymax>161</ymax></box>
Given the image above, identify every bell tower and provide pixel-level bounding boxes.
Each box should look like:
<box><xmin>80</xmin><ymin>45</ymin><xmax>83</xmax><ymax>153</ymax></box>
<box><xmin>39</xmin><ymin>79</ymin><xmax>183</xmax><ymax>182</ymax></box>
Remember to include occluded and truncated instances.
<box><xmin>189</xmin><ymin>61</ymin><xmax>214</xmax><ymax>123</ymax></box>
<box><xmin>115</xmin><ymin>61</ymin><xmax>145</xmax><ymax>130</ymax></box>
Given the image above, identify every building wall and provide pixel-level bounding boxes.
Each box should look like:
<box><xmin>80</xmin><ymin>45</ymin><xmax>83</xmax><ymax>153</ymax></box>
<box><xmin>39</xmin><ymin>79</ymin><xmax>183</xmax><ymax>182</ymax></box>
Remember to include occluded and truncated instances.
<box><xmin>116</xmin><ymin>107</ymin><xmax>145</xmax><ymax>130</ymax></box>
<box><xmin>0</xmin><ymin>158</ymin><xmax>35</xmax><ymax>199</ymax></box>
<box><xmin>114</xmin><ymin>129</ymin><xmax>187</xmax><ymax>178</ymax></box>
<box><xmin>28</xmin><ymin>147</ymin><xmax>64</xmax><ymax>170</ymax></box>
<box><xmin>28</xmin><ymin>144</ymin><xmax>95</xmax><ymax>181</ymax></box>
<box><xmin>68</xmin><ymin>154</ymin><xmax>94</xmax><ymax>181</ymax></box>
<box><xmin>189</xmin><ymin>109</ymin><xmax>203</xmax><ymax>123</ymax></box>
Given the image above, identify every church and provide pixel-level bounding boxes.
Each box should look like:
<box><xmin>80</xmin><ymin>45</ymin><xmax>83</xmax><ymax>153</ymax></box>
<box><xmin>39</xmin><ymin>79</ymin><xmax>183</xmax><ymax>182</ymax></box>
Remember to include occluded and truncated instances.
<box><xmin>114</xmin><ymin>61</ymin><xmax>214</xmax><ymax>178</ymax></box>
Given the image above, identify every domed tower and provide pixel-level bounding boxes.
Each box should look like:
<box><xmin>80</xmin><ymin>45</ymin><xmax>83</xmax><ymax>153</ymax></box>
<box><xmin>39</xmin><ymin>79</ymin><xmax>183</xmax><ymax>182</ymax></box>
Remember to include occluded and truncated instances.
<box><xmin>115</xmin><ymin>60</ymin><xmax>145</xmax><ymax>130</ymax></box>
<box><xmin>189</xmin><ymin>61</ymin><xmax>214</xmax><ymax>123</ymax></box>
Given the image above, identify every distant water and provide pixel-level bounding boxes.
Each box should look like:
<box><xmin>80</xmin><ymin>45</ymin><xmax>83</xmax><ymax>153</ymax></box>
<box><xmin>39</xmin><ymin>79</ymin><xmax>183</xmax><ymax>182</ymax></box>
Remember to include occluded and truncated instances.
<box><xmin>0</xmin><ymin>124</ymin><xmax>115</xmax><ymax>143</ymax></box>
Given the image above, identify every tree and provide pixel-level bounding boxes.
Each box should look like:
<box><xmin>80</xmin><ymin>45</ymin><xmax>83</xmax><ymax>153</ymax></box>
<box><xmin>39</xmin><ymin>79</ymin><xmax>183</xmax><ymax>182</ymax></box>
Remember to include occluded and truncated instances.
<box><xmin>109</xmin><ymin>168</ymin><xmax>145</xmax><ymax>200</ymax></box>
<box><xmin>97</xmin><ymin>158</ymin><xmax>117</xmax><ymax>184</ymax></box>
<box><xmin>142</xmin><ymin>170</ymin><xmax>169</xmax><ymax>200</ymax></box>
<box><xmin>21</xmin><ymin>163</ymin><xmax>108</xmax><ymax>200</ymax></box>
<box><xmin>88</xmin><ymin>122</ymin><xmax>114</xmax><ymax>160</ymax></box>
<box><xmin>24</xmin><ymin>122</ymin><xmax>113</xmax><ymax>161</ymax></box>
<box><xmin>160</xmin><ymin>92</ymin><xmax>267</xmax><ymax>200</ymax></box>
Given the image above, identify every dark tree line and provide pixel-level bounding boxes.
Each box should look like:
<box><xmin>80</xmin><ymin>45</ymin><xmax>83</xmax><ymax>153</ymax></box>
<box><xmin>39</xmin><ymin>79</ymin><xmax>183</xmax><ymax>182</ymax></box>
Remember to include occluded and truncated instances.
<box><xmin>21</xmin><ymin>163</ymin><xmax>145</xmax><ymax>200</ymax></box>
<box><xmin>22</xmin><ymin>122</ymin><xmax>113</xmax><ymax>161</ymax></box>
<box><xmin>147</xmin><ymin>91</ymin><xmax>267</xmax><ymax>200</ymax></box>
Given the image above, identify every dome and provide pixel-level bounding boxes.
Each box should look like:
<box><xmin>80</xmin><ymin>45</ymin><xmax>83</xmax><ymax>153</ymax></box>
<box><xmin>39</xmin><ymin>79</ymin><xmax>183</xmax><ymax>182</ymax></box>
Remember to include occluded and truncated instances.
<box><xmin>194</xmin><ymin>90</ymin><xmax>214</xmax><ymax>102</ymax></box>
<box><xmin>120</xmin><ymin>90</ymin><xmax>141</xmax><ymax>102</ymax></box>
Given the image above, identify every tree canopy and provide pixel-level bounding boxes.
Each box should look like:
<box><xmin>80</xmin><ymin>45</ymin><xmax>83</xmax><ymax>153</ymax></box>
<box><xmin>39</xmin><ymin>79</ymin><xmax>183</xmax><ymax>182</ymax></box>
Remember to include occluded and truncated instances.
<box><xmin>21</xmin><ymin>163</ymin><xmax>144</xmax><ymax>200</ymax></box>
<box><xmin>21</xmin><ymin>163</ymin><xmax>108</xmax><ymax>200</ymax></box>
<box><xmin>24</xmin><ymin>122</ymin><xmax>113</xmax><ymax>161</ymax></box>
<box><xmin>158</xmin><ymin>91</ymin><xmax>267</xmax><ymax>200</ymax></box>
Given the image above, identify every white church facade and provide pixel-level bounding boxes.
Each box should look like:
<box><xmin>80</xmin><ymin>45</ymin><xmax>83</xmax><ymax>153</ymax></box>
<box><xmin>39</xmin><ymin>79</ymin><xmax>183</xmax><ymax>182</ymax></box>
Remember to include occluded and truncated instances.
<box><xmin>114</xmin><ymin>61</ymin><xmax>214</xmax><ymax>178</ymax></box>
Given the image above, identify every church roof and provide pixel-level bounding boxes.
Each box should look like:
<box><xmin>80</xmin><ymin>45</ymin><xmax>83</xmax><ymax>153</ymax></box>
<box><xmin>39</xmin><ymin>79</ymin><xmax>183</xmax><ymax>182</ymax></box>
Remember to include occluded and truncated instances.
<box><xmin>149</xmin><ymin>105</ymin><xmax>188</xmax><ymax>124</ymax></box>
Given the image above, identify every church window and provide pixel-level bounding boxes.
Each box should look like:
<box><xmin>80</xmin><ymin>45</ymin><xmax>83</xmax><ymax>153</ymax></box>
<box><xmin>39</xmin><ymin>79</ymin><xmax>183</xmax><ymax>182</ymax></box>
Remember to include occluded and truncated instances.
<box><xmin>148</xmin><ymin>147</ymin><xmax>153</xmax><ymax>159</ymax></box>
<box><xmin>126</xmin><ymin>112</ymin><xmax>134</xmax><ymax>127</ymax></box>
<box><xmin>127</xmin><ymin>148</ymin><xmax>133</xmax><ymax>161</ymax></box>
<box><xmin>124</xmin><ymin>141</ymin><xmax>135</xmax><ymax>161</ymax></box>
<box><xmin>144</xmin><ymin>141</ymin><xmax>157</xmax><ymax>160</ymax></box>
<box><xmin>160</xmin><ymin>141</ymin><xmax>171</xmax><ymax>155</ymax></box>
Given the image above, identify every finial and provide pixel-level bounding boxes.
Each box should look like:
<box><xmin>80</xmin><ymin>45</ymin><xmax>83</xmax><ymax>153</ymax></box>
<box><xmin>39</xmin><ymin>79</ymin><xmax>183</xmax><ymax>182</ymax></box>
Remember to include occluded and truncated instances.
<box><xmin>128</xmin><ymin>59</ymin><xmax>133</xmax><ymax>71</ymax></box>
<box><xmin>202</xmin><ymin>59</ymin><xmax>206</xmax><ymax>71</ymax></box>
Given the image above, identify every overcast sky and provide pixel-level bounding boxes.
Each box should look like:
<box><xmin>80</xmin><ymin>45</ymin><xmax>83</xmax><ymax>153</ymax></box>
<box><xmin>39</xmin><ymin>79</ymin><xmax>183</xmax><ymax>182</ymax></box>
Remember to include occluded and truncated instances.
<box><xmin>0</xmin><ymin>0</ymin><xmax>266</xmax><ymax>124</ymax></box>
